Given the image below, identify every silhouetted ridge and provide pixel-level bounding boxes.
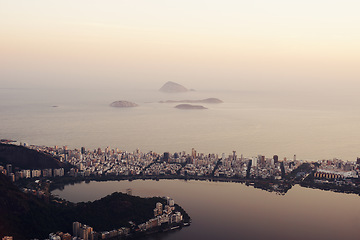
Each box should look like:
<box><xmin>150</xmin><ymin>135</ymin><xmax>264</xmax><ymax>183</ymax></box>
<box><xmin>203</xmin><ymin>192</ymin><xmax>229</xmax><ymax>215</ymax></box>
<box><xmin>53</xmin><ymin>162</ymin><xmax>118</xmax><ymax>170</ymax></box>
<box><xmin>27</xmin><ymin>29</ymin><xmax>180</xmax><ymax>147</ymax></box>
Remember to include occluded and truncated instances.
<box><xmin>0</xmin><ymin>143</ymin><xmax>65</xmax><ymax>170</ymax></box>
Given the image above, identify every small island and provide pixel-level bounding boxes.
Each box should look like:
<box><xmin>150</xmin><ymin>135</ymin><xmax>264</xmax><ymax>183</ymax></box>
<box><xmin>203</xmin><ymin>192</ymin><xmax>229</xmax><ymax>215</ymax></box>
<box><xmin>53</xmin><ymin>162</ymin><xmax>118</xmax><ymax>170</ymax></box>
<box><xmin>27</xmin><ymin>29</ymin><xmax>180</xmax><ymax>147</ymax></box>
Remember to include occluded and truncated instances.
<box><xmin>159</xmin><ymin>81</ymin><xmax>189</xmax><ymax>93</ymax></box>
<box><xmin>160</xmin><ymin>98</ymin><xmax>223</xmax><ymax>104</ymax></box>
<box><xmin>110</xmin><ymin>101</ymin><xmax>138</xmax><ymax>108</ymax></box>
<box><xmin>175</xmin><ymin>104</ymin><xmax>207</xmax><ymax>110</ymax></box>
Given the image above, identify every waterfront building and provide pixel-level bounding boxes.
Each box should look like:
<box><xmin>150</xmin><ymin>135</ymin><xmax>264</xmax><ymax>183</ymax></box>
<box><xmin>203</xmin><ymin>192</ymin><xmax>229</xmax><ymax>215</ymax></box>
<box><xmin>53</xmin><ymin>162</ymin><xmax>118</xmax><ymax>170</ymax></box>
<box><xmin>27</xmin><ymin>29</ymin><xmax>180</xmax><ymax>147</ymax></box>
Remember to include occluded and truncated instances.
<box><xmin>9</xmin><ymin>173</ymin><xmax>15</xmax><ymax>182</ymax></box>
<box><xmin>73</xmin><ymin>222</ymin><xmax>81</xmax><ymax>237</ymax></box>
<box><xmin>54</xmin><ymin>168</ymin><xmax>65</xmax><ymax>177</ymax></box>
<box><xmin>32</xmin><ymin>169</ymin><xmax>42</xmax><ymax>178</ymax></box>
<box><xmin>2</xmin><ymin>237</ymin><xmax>13</xmax><ymax>240</ymax></box>
<box><xmin>49</xmin><ymin>233</ymin><xmax>61</xmax><ymax>240</ymax></box>
<box><xmin>126</xmin><ymin>188</ymin><xmax>132</xmax><ymax>195</ymax></box>
<box><xmin>22</xmin><ymin>169</ymin><xmax>31</xmax><ymax>178</ymax></box>
<box><xmin>167</xmin><ymin>197</ymin><xmax>175</xmax><ymax>207</ymax></box>
<box><xmin>42</xmin><ymin>169</ymin><xmax>52</xmax><ymax>177</ymax></box>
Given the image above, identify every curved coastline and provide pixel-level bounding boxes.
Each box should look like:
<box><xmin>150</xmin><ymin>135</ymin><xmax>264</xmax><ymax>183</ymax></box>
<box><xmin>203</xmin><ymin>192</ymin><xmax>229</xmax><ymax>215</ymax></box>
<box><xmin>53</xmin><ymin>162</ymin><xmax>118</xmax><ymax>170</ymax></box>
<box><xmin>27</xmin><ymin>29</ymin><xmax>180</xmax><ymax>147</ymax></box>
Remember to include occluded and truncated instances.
<box><xmin>49</xmin><ymin>174</ymin><xmax>360</xmax><ymax>197</ymax></box>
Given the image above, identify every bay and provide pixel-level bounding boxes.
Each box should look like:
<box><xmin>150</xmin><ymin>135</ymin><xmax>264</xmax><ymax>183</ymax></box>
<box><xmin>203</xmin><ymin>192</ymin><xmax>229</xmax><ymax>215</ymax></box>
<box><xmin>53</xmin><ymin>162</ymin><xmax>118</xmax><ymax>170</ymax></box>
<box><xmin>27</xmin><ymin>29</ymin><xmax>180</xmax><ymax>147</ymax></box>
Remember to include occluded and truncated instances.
<box><xmin>1</xmin><ymin>87</ymin><xmax>360</xmax><ymax>162</ymax></box>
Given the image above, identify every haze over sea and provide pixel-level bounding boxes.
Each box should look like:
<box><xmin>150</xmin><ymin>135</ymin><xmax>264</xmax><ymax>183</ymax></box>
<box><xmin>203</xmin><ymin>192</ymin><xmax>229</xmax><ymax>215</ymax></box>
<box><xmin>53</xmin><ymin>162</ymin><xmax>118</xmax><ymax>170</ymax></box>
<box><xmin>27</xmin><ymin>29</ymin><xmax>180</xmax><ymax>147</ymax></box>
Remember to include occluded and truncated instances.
<box><xmin>1</xmin><ymin>86</ymin><xmax>360</xmax><ymax>162</ymax></box>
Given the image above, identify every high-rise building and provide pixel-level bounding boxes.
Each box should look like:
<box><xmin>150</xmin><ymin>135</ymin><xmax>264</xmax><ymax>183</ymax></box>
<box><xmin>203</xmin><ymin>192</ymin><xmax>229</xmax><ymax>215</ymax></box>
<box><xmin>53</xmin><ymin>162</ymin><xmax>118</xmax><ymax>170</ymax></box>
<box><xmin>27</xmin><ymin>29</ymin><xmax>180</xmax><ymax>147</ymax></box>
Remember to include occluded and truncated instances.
<box><xmin>105</xmin><ymin>146</ymin><xmax>110</xmax><ymax>155</ymax></box>
<box><xmin>97</xmin><ymin>148</ymin><xmax>102</xmax><ymax>155</ymax></box>
<box><xmin>79</xmin><ymin>225</ymin><xmax>93</xmax><ymax>240</ymax></box>
<box><xmin>6</xmin><ymin>164</ymin><xmax>12</xmax><ymax>175</ymax></box>
<box><xmin>191</xmin><ymin>148</ymin><xmax>197</xmax><ymax>159</ymax></box>
<box><xmin>81</xmin><ymin>147</ymin><xmax>86</xmax><ymax>154</ymax></box>
<box><xmin>258</xmin><ymin>155</ymin><xmax>265</xmax><ymax>165</ymax></box>
<box><xmin>73</xmin><ymin>222</ymin><xmax>81</xmax><ymax>237</ymax></box>
<box><xmin>163</xmin><ymin>152</ymin><xmax>170</xmax><ymax>162</ymax></box>
<box><xmin>273</xmin><ymin>155</ymin><xmax>279</xmax><ymax>164</ymax></box>
<box><xmin>2</xmin><ymin>237</ymin><xmax>13</xmax><ymax>240</ymax></box>
<box><xmin>232</xmin><ymin>151</ymin><xmax>237</xmax><ymax>161</ymax></box>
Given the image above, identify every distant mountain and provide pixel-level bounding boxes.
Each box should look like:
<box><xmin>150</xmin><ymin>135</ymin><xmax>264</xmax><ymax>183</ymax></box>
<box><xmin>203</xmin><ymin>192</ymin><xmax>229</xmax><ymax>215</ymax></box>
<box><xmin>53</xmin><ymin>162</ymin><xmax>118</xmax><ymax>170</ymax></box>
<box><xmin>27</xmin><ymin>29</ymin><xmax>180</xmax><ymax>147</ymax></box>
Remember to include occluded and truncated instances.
<box><xmin>110</xmin><ymin>101</ymin><xmax>138</xmax><ymax>108</ymax></box>
<box><xmin>159</xmin><ymin>81</ymin><xmax>188</xmax><ymax>93</ymax></box>
<box><xmin>160</xmin><ymin>98</ymin><xmax>223</xmax><ymax>104</ymax></box>
<box><xmin>175</xmin><ymin>104</ymin><xmax>207</xmax><ymax>110</ymax></box>
<box><xmin>0</xmin><ymin>143</ymin><xmax>66</xmax><ymax>170</ymax></box>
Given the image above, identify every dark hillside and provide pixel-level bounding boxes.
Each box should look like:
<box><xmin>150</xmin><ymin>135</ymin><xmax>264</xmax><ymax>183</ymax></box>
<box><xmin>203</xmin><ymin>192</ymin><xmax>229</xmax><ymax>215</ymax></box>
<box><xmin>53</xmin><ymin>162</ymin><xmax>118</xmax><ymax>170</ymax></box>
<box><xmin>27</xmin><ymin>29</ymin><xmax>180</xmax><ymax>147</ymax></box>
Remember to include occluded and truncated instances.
<box><xmin>0</xmin><ymin>173</ymin><xmax>189</xmax><ymax>239</ymax></box>
<box><xmin>0</xmin><ymin>143</ymin><xmax>65</xmax><ymax>169</ymax></box>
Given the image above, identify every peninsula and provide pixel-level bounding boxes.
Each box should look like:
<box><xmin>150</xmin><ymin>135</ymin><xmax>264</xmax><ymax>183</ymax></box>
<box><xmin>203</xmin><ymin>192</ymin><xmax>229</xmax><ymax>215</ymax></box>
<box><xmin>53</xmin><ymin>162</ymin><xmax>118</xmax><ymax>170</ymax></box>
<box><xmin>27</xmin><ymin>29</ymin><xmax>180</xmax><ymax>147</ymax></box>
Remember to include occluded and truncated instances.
<box><xmin>2</xmin><ymin>141</ymin><xmax>360</xmax><ymax>238</ymax></box>
<box><xmin>0</xmin><ymin>144</ymin><xmax>190</xmax><ymax>240</ymax></box>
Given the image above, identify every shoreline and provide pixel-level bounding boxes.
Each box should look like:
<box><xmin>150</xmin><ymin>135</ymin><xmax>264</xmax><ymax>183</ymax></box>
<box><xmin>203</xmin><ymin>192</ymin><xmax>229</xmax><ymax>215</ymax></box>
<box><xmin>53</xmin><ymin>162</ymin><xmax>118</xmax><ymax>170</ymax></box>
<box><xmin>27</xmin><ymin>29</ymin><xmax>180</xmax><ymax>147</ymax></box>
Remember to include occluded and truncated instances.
<box><xmin>48</xmin><ymin>174</ymin><xmax>360</xmax><ymax>198</ymax></box>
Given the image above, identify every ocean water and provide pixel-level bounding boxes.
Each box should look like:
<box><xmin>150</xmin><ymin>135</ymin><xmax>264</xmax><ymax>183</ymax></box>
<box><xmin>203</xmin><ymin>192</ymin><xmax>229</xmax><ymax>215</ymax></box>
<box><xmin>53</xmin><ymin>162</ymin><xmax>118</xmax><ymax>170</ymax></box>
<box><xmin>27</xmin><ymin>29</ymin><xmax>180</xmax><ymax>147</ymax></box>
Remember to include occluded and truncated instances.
<box><xmin>53</xmin><ymin>180</ymin><xmax>360</xmax><ymax>240</ymax></box>
<box><xmin>1</xmin><ymin>87</ymin><xmax>360</xmax><ymax>161</ymax></box>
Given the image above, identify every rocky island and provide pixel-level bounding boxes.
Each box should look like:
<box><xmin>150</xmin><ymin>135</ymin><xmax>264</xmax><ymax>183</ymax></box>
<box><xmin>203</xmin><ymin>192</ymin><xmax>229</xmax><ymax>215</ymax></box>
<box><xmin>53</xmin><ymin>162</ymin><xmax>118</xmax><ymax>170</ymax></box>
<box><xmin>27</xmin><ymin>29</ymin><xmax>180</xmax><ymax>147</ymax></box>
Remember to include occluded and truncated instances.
<box><xmin>160</xmin><ymin>98</ymin><xmax>223</xmax><ymax>104</ymax></box>
<box><xmin>110</xmin><ymin>101</ymin><xmax>138</xmax><ymax>108</ymax></box>
<box><xmin>175</xmin><ymin>104</ymin><xmax>207</xmax><ymax>110</ymax></box>
<box><xmin>159</xmin><ymin>81</ymin><xmax>189</xmax><ymax>93</ymax></box>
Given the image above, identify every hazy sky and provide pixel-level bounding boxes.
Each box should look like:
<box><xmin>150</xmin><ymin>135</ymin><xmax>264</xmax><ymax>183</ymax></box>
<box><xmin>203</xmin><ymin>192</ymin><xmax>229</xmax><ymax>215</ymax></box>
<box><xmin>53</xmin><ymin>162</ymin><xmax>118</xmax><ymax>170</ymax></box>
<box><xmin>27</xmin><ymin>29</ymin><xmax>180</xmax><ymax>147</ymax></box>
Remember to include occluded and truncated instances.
<box><xmin>1</xmin><ymin>0</ymin><xmax>359</xmax><ymax>92</ymax></box>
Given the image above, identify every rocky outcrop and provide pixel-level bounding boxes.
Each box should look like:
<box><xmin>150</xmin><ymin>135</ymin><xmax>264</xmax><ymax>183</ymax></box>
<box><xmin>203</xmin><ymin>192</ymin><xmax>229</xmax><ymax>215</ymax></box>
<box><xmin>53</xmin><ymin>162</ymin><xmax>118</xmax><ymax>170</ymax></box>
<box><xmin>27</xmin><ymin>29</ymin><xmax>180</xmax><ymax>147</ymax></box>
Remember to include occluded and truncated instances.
<box><xmin>159</xmin><ymin>81</ymin><xmax>188</xmax><ymax>93</ymax></box>
<box><xmin>110</xmin><ymin>101</ymin><xmax>138</xmax><ymax>108</ymax></box>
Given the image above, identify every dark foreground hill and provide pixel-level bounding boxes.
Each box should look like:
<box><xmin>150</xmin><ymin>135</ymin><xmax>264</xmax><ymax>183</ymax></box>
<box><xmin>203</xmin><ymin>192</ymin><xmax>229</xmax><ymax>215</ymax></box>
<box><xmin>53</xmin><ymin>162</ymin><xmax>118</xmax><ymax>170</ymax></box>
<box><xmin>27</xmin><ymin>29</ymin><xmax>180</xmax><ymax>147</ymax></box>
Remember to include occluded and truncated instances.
<box><xmin>0</xmin><ymin>173</ymin><xmax>190</xmax><ymax>239</ymax></box>
<box><xmin>0</xmin><ymin>143</ymin><xmax>65</xmax><ymax>170</ymax></box>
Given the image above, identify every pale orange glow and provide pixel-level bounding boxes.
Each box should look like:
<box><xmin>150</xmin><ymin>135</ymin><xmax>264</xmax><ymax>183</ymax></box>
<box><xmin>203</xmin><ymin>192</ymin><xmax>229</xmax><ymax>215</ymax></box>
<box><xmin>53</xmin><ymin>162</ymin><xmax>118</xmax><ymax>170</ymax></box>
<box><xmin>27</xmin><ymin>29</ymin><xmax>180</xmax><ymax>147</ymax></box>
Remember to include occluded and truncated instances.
<box><xmin>1</xmin><ymin>1</ymin><xmax>359</xmax><ymax>90</ymax></box>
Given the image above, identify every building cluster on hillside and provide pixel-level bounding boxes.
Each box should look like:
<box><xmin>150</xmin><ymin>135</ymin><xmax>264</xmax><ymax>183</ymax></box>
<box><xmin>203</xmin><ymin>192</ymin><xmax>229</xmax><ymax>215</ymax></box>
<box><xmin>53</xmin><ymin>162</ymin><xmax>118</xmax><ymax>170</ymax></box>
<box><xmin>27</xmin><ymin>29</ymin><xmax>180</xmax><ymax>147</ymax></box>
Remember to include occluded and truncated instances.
<box><xmin>0</xmin><ymin>162</ymin><xmax>64</xmax><ymax>182</ymax></box>
<box><xmin>0</xmin><ymin>165</ymin><xmax>64</xmax><ymax>182</ymax></box>
<box><xmin>138</xmin><ymin>197</ymin><xmax>183</xmax><ymax>232</ymax></box>
<box><xmin>46</xmin><ymin>198</ymin><xmax>182</xmax><ymax>240</ymax></box>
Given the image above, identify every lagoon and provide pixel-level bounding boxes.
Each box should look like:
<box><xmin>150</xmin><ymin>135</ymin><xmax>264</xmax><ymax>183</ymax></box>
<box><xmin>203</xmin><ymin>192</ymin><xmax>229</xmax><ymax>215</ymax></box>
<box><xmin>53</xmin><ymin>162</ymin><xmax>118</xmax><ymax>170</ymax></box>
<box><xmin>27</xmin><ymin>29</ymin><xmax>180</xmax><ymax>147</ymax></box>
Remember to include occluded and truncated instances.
<box><xmin>53</xmin><ymin>180</ymin><xmax>360</xmax><ymax>240</ymax></box>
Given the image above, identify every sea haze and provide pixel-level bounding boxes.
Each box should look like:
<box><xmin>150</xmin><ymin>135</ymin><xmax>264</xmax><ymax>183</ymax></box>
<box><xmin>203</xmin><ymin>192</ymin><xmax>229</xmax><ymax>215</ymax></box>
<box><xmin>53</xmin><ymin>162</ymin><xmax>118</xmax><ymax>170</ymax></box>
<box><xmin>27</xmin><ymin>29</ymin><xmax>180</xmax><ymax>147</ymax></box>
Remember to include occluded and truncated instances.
<box><xmin>1</xmin><ymin>87</ymin><xmax>360</xmax><ymax>161</ymax></box>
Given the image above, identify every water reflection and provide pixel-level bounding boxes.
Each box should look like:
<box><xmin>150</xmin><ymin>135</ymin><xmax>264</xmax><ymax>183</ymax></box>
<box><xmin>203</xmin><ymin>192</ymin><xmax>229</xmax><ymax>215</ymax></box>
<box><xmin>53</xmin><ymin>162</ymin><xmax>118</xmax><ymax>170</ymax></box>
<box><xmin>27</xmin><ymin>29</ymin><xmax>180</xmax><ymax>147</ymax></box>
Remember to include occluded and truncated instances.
<box><xmin>53</xmin><ymin>180</ymin><xmax>360</xmax><ymax>240</ymax></box>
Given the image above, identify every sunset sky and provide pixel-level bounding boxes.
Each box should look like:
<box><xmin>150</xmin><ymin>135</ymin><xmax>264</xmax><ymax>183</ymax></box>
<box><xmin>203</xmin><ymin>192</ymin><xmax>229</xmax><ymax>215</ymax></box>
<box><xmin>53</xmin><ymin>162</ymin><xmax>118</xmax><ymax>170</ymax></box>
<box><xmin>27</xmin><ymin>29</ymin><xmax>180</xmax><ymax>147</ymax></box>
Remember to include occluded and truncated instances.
<box><xmin>1</xmin><ymin>0</ymin><xmax>359</xmax><ymax>92</ymax></box>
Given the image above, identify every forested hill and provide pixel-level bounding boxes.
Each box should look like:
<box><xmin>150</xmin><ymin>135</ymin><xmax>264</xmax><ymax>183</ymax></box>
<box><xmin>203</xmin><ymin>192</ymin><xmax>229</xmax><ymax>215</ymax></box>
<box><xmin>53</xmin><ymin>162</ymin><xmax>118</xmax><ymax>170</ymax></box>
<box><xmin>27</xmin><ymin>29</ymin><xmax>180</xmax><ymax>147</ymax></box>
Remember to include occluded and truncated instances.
<box><xmin>0</xmin><ymin>173</ymin><xmax>190</xmax><ymax>239</ymax></box>
<box><xmin>0</xmin><ymin>143</ymin><xmax>65</xmax><ymax>169</ymax></box>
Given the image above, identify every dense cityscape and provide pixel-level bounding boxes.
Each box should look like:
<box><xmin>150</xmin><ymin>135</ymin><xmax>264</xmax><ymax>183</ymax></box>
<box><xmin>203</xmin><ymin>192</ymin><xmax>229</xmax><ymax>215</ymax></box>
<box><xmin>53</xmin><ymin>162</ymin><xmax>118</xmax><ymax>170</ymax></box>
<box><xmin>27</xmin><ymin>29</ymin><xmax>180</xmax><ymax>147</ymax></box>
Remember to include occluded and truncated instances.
<box><xmin>2</xmin><ymin>140</ymin><xmax>360</xmax><ymax>240</ymax></box>
<box><xmin>2</xmin><ymin>141</ymin><xmax>359</xmax><ymax>185</ymax></box>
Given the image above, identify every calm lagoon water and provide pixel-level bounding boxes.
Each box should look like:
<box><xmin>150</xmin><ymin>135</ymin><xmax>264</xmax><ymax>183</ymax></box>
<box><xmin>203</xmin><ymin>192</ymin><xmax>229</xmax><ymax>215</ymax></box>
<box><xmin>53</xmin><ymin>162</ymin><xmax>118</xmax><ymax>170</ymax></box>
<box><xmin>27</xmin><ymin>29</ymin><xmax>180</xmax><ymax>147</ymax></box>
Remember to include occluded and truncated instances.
<box><xmin>53</xmin><ymin>180</ymin><xmax>360</xmax><ymax>240</ymax></box>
